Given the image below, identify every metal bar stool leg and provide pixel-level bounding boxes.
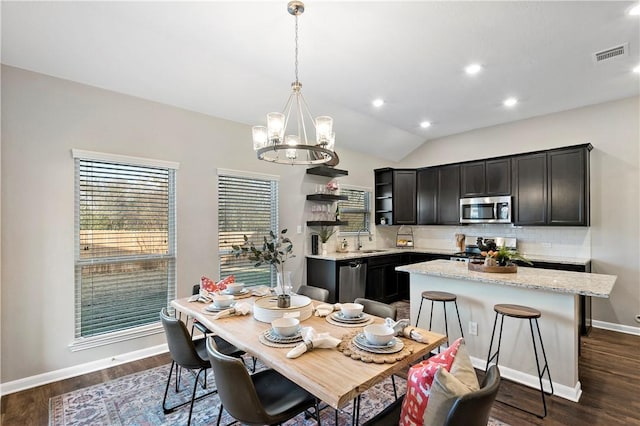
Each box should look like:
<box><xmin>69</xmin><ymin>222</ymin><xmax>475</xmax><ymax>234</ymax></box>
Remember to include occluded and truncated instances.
<box><xmin>442</xmin><ymin>300</ymin><xmax>449</xmax><ymax>345</ymax></box>
<box><xmin>485</xmin><ymin>311</ymin><xmax>500</xmax><ymax>371</ymax></box>
<box><xmin>415</xmin><ymin>297</ymin><xmax>425</xmax><ymax>327</ymax></box>
<box><xmin>454</xmin><ymin>300</ymin><xmax>465</xmax><ymax>338</ymax></box>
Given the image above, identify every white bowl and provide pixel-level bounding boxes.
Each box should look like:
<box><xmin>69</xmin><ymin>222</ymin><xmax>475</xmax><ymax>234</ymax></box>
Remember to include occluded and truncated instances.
<box><xmin>341</xmin><ymin>303</ymin><xmax>364</xmax><ymax>318</ymax></box>
<box><xmin>226</xmin><ymin>282</ymin><xmax>245</xmax><ymax>294</ymax></box>
<box><xmin>271</xmin><ymin>317</ymin><xmax>300</xmax><ymax>337</ymax></box>
<box><xmin>212</xmin><ymin>294</ymin><xmax>235</xmax><ymax>308</ymax></box>
<box><xmin>363</xmin><ymin>324</ymin><xmax>395</xmax><ymax>346</ymax></box>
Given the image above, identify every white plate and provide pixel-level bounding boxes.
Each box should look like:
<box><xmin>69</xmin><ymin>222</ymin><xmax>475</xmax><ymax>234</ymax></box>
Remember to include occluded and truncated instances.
<box><xmin>330</xmin><ymin>312</ymin><xmax>369</xmax><ymax>324</ymax></box>
<box><xmin>205</xmin><ymin>302</ymin><xmax>236</xmax><ymax>312</ymax></box>
<box><xmin>223</xmin><ymin>288</ymin><xmax>249</xmax><ymax>296</ymax></box>
<box><xmin>352</xmin><ymin>333</ymin><xmax>404</xmax><ymax>354</ymax></box>
<box><xmin>263</xmin><ymin>328</ymin><xmax>303</xmax><ymax>344</ymax></box>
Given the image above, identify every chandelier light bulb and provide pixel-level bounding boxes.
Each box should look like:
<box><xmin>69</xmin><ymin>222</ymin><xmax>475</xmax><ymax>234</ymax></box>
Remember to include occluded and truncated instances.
<box><xmin>315</xmin><ymin>116</ymin><xmax>333</xmax><ymax>145</ymax></box>
<box><xmin>267</xmin><ymin>112</ymin><xmax>285</xmax><ymax>143</ymax></box>
<box><xmin>252</xmin><ymin>126</ymin><xmax>268</xmax><ymax>150</ymax></box>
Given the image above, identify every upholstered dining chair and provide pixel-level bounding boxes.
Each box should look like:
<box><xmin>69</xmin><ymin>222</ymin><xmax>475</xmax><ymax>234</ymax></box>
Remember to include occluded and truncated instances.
<box><xmin>205</xmin><ymin>337</ymin><xmax>322</xmax><ymax>426</ymax></box>
<box><xmin>362</xmin><ymin>365</ymin><xmax>501</xmax><ymax>426</ymax></box>
<box><xmin>297</xmin><ymin>285</ymin><xmax>330</xmax><ymax>302</ymax></box>
<box><xmin>351</xmin><ymin>298</ymin><xmax>399</xmax><ymax>424</ymax></box>
<box><xmin>160</xmin><ymin>308</ymin><xmax>244</xmax><ymax>425</ymax></box>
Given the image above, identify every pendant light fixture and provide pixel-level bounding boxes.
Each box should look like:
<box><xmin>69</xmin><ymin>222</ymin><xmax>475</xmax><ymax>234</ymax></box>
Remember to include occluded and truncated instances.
<box><xmin>252</xmin><ymin>1</ymin><xmax>339</xmax><ymax>166</ymax></box>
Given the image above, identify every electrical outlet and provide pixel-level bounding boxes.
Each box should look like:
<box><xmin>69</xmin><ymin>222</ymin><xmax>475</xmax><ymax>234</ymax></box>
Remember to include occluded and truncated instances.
<box><xmin>297</xmin><ymin>225</ymin><xmax>302</xmax><ymax>234</ymax></box>
<box><xmin>469</xmin><ymin>321</ymin><xmax>478</xmax><ymax>336</ymax></box>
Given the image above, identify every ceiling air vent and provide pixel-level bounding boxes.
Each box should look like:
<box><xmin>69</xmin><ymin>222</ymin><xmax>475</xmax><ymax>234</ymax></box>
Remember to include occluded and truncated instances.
<box><xmin>593</xmin><ymin>43</ymin><xmax>628</xmax><ymax>63</ymax></box>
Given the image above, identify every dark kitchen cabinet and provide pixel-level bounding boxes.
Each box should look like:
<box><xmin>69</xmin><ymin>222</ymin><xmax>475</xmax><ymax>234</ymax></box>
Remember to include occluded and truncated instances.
<box><xmin>512</xmin><ymin>144</ymin><xmax>591</xmax><ymax>226</ymax></box>
<box><xmin>374</xmin><ymin>168</ymin><xmax>416</xmax><ymax>225</ymax></box>
<box><xmin>437</xmin><ymin>164</ymin><xmax>461</xmax><ymax>225</ymax></box>
<box><xmin>512</xmin><ymin>152</ymin><xmax>548</xmax><ymax>225</ymax></box>
<box><xmin>366</xmin><ymin>254</ymin><xmax>404</xmax><ymax>303</ymax></box>
<box><xmin>417</xmin><ymin>165</ymin><xmax>460</xmax><ymax>225</ymax></box>
<box><xmin>461</xmin><ymin>159</ymin><xmax>511</xmax><ymax>197</ymax></box>
<box><xmin>548</xmin><ymin>147</ymin><xmax>590</xmax><ymax>226</ymax></box>
<box><xmin>417</xmin><ymin>168</ymin><xmax>437</xmax><ymax>225</ymax></box>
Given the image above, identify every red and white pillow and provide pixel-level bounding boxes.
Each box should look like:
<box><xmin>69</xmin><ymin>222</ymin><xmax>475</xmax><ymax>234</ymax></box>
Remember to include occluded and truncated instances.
<box><xmin>200</xmin><ymin>275</ymin><xmax>235</xmax><ymax>293</ymax></box>
<box><xmin>399</xmin><ymin>338</ymin><xmax>480</xmax><ymax>426</ymax></box>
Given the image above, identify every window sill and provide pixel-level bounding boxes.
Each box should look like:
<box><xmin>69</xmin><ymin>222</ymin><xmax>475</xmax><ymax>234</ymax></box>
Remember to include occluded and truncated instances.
<box><xmin>69</xmin><ymin>323</ymin><xmax>164</xmax><ymax>352</ymax></box>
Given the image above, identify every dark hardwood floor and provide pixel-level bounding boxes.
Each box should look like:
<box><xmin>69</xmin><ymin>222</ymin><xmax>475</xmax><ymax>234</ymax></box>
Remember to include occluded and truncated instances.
<box><xmin>1</xmin><ymin>328</ymin><xmax>638</xmax><ymax>425</ymax></box>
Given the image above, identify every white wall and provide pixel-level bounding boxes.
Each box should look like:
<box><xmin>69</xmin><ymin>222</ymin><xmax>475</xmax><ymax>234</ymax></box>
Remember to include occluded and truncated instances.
<box><xmin>0</xmin><ymin>66</ymin><xmax>392</xmax><ymax>383</ymax></box>
<box><xmin>397</xmin><ymin>96</ymin><xmax>640</xmax><ymax>328</ymax></box>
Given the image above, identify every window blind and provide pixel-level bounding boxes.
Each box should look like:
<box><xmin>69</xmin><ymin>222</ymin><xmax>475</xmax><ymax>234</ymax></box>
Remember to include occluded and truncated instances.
<box><xmin>218</xmin><ymin>174</ymin><xmax>279</xmax><ymax>287</ymax></box>
<box><xmin>74</xmin><ymin>158</ymin><xmax>176</xmax><ymax>338</ymax></box>
<box><xmin>340</xmin><ymin>188</ymin><xmax>371</xmax><ymax>233</ymax></box>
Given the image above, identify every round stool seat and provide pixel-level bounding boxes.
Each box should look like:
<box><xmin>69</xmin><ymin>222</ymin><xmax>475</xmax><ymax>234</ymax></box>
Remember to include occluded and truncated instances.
<box><xmin>494</xmin><ymin>304</ymin><xmax>541</xmax><ymax>319</ymax></box>
<box><xmin>420</xmin><ymin>291</ymin><xmax>457</xmax><ymax>302</ymax></box>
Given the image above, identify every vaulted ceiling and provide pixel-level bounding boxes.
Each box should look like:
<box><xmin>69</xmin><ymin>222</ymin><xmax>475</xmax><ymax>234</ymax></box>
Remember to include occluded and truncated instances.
<box><xmin>2</xmin><ymin>1</ymin><xmax>639</xmax><ymax>161</ymax></box>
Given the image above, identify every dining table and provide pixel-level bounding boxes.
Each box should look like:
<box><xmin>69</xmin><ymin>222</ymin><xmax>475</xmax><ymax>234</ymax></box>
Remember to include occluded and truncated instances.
<box><xmin>171</xmin><ymin>293</ymin><xmax>447</xmax><ymax>412</ymax></box>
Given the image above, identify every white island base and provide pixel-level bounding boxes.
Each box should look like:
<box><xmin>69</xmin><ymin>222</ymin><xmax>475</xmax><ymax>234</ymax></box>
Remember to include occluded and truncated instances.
<box><xmin>399</xmin><ymin>260</ymin><xmax>617</xmax><ymax>403</ymax></box>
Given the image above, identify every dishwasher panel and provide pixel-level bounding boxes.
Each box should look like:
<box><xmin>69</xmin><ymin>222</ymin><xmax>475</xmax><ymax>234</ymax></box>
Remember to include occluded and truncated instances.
<box><xmin>338</xmin><ymin>260</ymin><xmax>367</xmax><ymax>303</ymax></box>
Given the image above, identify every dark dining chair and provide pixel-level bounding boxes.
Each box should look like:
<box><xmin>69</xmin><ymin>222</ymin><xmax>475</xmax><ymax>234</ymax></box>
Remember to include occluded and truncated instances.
<box><xmin>297</xmin><ymin>285</ymin><xmax>330</xmax><ymax>302</ymax></box>
<box><xmin>362</xmin><ymin>365</ymin><xmax>501</xmax><ymax>426</ymax></box>
<box><xmin>351</xmin><ymin>298</ymin><xmax>398</xmax><ymax>424</ymax></box>
<box><xmin>206</xmin><ymin>337</ymin><xmax>322</xmax><ymax>426</ymax></box>
<box><xmin>160</xmin><ymin>308</ymin><xmax>244</xmax><ymax>425</ymax></box>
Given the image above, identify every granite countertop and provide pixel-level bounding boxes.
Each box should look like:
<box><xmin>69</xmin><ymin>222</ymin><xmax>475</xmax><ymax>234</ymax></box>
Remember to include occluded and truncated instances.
<box><xmin>306</xmin><ymin>248</ymin><xmax>591</xmax><ymax>266</ymax></box>
<box><xmin>396</xmin><ymin>259</ymin><xmax>616</xmax><ymax>298</ymax></box>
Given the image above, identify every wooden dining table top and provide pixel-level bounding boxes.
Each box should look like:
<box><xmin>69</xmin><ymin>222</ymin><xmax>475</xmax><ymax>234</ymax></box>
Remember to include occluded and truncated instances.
<box><xmin>171</xmin><ymin>295</ymin><xmax>446</xmax><ymax>409</ymax></box>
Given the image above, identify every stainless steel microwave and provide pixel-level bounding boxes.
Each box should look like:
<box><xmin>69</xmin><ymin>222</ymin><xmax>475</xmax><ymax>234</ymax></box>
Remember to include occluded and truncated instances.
<box><xmin>459</xmin><ymin>196</ymin><xmax>512</xmax><ymax>224</ymax></box>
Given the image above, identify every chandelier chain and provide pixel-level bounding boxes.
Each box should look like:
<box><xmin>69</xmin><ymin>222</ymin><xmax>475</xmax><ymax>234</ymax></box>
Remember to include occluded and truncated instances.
<box><xmin>294</xmin><ymin>14</ymin><xmax>299</xmax><ymax>83</ymax></box>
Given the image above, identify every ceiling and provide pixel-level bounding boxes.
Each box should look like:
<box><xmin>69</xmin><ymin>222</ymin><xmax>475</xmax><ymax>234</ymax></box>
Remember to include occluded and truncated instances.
<box><xmin>2</xmin><ymin>1</ymin><xmax>639</xmax><ymax>162</ymax></box>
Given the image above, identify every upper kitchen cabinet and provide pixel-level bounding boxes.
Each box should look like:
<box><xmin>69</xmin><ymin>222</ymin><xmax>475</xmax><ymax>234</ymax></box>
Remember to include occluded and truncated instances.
<box><xmin>460</xmin><ymin>159</ymin><xmax>511</xmax><ymax>197</ymax></box>
<box><xmin>437</xmin><ymin>164</ymin><xmax>461</xmax><ymax>225</ymax></box>
<box><xmin>417</xmin><ymin>165</ymin><xmax>460</xmax><ymax>225</ymax></box>
<box><xmin>512</xmin><ymin>144</ymin><xmax>591</xmax><ymax>226</ymax></box>
<box><xmin>548</xmin><ymin>145</ymin><xmax>590</xmax><ymax>226</ymax></box>
<box><xmin>374</xmin><ymin>168</ymin><xmax>417</xmax><ymax>225</ymax></box>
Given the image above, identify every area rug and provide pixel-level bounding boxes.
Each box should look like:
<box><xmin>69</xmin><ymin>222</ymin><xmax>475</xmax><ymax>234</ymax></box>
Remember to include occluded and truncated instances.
<box><xmin>49</xmin><ymin>355</ymin><xmax>510</xmax><ymax>425</ymax></box>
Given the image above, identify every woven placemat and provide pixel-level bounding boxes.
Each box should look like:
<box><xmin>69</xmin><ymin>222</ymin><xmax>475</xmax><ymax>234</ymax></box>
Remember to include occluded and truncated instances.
<box><xmin>325</xmin><ymin>314</ymin><xmax>374</xmax><ymax>328</ymax></box>
<box><xmin>257</xmin><ymin>330</ymin><xmax>303</xmax><ymax>348</ymax></box>
<box><xmin>337</xmin><ymin>331</ymin><xmax>414</xmax><ymax>364</ymax></box>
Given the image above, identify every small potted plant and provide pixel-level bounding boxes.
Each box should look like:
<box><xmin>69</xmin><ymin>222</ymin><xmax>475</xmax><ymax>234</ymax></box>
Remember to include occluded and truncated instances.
<box><xmin>232</xmin><ymin>229</ymin><xmax>295</xmax><ymax>308</ymax></box>
<box><xmin>482</xmin><ymin>244</ymin><xmax>532</xmax><ymax>267</ymax></box>
<box><xmin>317</xmin><ymin>226</ymin><xmax>336</xmax><ymax>255</ymax></box>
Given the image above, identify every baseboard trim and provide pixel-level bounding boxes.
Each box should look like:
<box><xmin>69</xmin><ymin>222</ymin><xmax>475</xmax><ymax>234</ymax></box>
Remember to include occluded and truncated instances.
<box><xmin>0</xmin><ymin>344</ymin><xmax>168</xmax><ymax>396</ymax></box>
<box><xmin>470</xmin><ymin>356</ymin><xmax>582</xmax><ymax>402</ymax></box>
<box><xmin>593</xmin><ymin>320</ymin><xmax>640</xmax><ymax>336</ymax></box>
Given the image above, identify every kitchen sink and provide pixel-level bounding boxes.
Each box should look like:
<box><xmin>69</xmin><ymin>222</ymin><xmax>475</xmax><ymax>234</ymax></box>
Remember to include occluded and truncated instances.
<box><xmin>358</xmin><ymin>249</ymin><xmax>388</xmax><ymax>253</ymax></box>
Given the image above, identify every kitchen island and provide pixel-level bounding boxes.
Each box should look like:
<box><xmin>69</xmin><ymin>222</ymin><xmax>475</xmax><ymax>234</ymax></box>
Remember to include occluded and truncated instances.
<box><xmin>396</xmin><ymin>259</ymin><xmax>616</xmax><ymax>402</ymax></box>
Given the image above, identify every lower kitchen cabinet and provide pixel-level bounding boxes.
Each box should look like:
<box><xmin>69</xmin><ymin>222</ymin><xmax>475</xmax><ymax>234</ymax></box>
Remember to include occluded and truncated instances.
<box><xmin>366</xmin><ymin>255</ymin><xmax>403</xmax><ymax>303</ymax></box>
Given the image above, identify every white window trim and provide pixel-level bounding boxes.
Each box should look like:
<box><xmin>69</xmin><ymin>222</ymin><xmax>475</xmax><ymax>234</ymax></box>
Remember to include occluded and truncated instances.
<box><xmin>217</xmin><ymin>168</ymin><xmax>280</xmax><ymax>181</ymax></box>
<box><xmin>69</xmin><ymin>324</ymin><xmax>164</xmax><ymax>352</ymax></box>
<box><xmin>71</xmin><ymin>150</ymin><xmax>177</xmax><ymax>350</ymax></box>
<box><xmin>72</xmin><ymin>149</ymin><xmax>179</xmax><ymax>170</ymax></box>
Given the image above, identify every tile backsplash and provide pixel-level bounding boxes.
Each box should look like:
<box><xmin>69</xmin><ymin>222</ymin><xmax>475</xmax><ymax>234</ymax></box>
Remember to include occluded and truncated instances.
<box><xmin>376</xmin><ymin>224</ymin><xmax>591</xmax><ymax>259</ymax></box>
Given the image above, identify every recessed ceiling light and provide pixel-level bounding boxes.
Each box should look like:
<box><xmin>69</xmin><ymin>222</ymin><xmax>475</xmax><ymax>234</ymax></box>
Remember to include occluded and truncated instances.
<box><xmin>503</xmin><ymin>97</ymin><xmax>518</xmax><ymax>107</ymax></box>
<box><xmin>634</xmin><ymin>64</ymin><xmax>640</xmax><ymax>73</ymax></box>
<box><xmin>372</xmin><ymin>98</ymin><xmax>385</xmax><ymax>107</ymax></box>
<box><xmin>628</xmin><ymin>4</ymin><xmax>640</xmax><ymax>15</ymax></box>
<box><xmin>465</xmin><ymin>63</ymin><xmax>482</xmax><ymax>75</ymax></box>
<box><xmin>420</xmin><ymin>121</ymin><xmax>431</xmax><ymax>129</ymax></box>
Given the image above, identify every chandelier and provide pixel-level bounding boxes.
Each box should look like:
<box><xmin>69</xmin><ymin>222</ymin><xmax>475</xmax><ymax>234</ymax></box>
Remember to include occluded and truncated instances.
<box><xmin>252</xmin><ymin>1</ymin><xmax>339</xmax><ymax>166</ymax></box>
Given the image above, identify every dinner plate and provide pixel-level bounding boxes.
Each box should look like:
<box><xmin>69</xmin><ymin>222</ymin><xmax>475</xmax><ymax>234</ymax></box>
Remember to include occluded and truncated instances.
<box><xmin>205</xmin><ymin>302</ymin><xmax>236</xmax><ymax>312</ymax></box>
<box><xmin>263</xmin><ymin>328</ymin><xmax>303</xmax><ymax>344</ymax></box>
<box><xmin>352</xmin><ymin>333</ymin><xmax>404</xmax><ymax>354</ymax></box>
<box><xmin>222</xmin><ymin>288</ymin><xmax>249</xmax><ymax>296</ymax></box>
<box><xmin>330</xmin><ymin>312</ymin><xmax>370</xmax><ymax>324</ymax></box>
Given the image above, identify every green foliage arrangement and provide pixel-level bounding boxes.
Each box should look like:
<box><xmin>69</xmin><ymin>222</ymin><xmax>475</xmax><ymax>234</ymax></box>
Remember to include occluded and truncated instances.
<box><xmin>317</xmin><ymin>226</ymin><xmax>336</xmax><ymax>243</ymax></box>
<box><xmin>482</xmin><ymin>244</ymin><xmax>533</xmax><ymax>266</ymax></box>
<box><xmin>231</xmin><ymin>229</ymin><xmax>295</xmax><ymax>276</ymax></box>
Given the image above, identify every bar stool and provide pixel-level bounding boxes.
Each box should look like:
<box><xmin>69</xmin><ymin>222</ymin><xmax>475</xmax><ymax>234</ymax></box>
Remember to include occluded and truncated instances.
<box><xmin>485</xmin><ymin>303</ymin><xmax>553</xmax><ymax>418</ymax></box>
<box><xmin>415</xmin><ymin>291</ymin><xmax>464</xmax><ymax>345</ymax></box>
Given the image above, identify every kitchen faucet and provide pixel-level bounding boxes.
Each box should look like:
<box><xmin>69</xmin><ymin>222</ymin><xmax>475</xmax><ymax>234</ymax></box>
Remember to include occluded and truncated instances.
<box><xmin>356</xmin><ymin>228</ymin><xmax>367</xmax><ymax>250</ymax></box>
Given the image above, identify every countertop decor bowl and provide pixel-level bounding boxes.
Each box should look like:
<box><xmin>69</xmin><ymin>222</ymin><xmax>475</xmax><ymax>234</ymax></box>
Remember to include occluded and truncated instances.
<box><xmin>253</xmin><ymin>295</ymin><xmax>313</xmax><ymax>323</ymax></box>
<box><xmin>363</xmin><ymin>324</ymin><xmax>395</xmax><ymax>346</ymax></box>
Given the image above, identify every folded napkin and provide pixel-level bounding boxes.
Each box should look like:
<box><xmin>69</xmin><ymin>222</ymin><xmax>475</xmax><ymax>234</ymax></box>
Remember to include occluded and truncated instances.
<box><xmin>286</xmin><ymin>327</ymin><xmax>341</xmax><ymax>359</ymax></box>
<box><xmin>211</xmin><ymin>302</ymin><xmax>252</xmax><ymax>320</ymax></box>
<box><xmin>314</xmin><ymin>303</ymin><xmax>342</xmax><ymax>317</ymax></box>
<box><xmin>251</xmin><ymin>285</ymin><xmax>272</xmax><ymax>297</ymax></box>
<box><xmin>384</xmin><ymin>318</ymin><xmax>430</xmax><ymax>343</ymax></box>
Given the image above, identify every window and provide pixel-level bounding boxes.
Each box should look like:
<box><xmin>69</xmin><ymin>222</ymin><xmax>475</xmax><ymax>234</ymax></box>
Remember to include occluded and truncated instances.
<box><xmin>73</xmin><ymin>150</ymin><xmax>177</xmax><ymax>346</ymax></box>
<box><xmin>218</xmin><ymin>170</ymin><xmax>279</xmax><ymax>287</ymax></box>
<box><xmin>339</xmin><ymin>187</ymin><xmax>371</xmax><ymax>234</ymax></box>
